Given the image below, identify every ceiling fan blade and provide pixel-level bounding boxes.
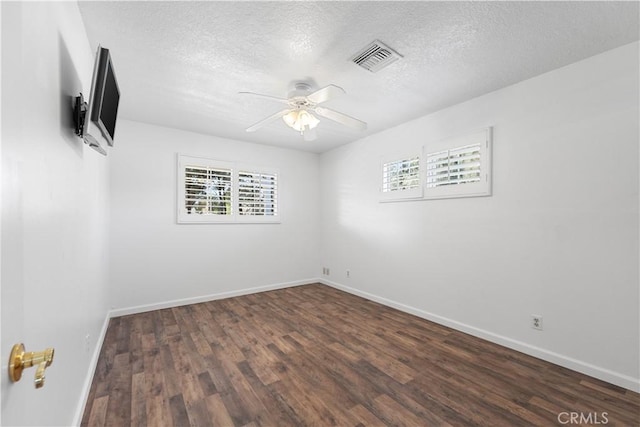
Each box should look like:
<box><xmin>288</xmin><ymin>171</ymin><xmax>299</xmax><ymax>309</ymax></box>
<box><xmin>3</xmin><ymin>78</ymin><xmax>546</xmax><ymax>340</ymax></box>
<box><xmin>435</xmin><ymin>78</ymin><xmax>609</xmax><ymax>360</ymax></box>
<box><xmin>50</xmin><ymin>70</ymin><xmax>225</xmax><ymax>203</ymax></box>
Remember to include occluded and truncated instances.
<box><xmin>246</xmin><ymin>109</ymin><xmax>290</xmax><ymax>132</ymax></box>
<box><xmin>314</xmin><ymin>106</ymin><xmax>367</xmax><ymax>131</ymax></box>
<box><xmin>306</xmin><ymin>84</ymin><xmax>345</xmax><ymax>104</ymax></box>
<box><xmin>239</xmin><ymin>91</ymin><xmax>289</xmax><ymax>104</ymax></box>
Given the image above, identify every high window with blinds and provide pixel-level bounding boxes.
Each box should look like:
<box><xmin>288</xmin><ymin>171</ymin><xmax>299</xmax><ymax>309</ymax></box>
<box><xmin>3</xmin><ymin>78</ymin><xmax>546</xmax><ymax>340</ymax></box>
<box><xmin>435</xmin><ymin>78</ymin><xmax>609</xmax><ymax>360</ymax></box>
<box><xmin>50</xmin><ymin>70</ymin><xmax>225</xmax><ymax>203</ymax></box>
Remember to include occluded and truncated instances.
<box><xmin>382</xmin><ymin>157</ymin><xmax>420</xmax><ymax>192</ymax></box>
<box><xmin>177</xmin><ymin>155</ymin><xmax>280</xmax><ymax>223</ymax></box>
<box><xmin>426</xmin><ymin>144</ymin><xmax>481</xmax><ymax>188</ymax></box>
<box><xmin>424</xmin><ymin>128</ymin><xmax>492</xmax><ymax>200</ymax></box>
<box><xmin>380</xmin><ymin>154</ymin><xmax>423</xmax><ymax>201</ymax></box>
<box><xmin>378</xmin><ymin>128</ymin><xmax>492</xmax><ymax>203</ymax></box>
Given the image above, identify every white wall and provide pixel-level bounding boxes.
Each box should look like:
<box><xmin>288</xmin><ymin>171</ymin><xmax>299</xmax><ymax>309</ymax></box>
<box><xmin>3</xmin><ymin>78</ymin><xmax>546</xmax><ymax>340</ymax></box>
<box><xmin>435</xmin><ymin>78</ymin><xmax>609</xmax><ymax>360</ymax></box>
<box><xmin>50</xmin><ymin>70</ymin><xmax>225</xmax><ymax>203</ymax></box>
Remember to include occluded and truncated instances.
<box><xmin>1</xmin><ymin>2</ymin><xmax>110</xmax><ymax>426</ymax></box>
<box><xmin>320</xmin><ymin>42</ymin><xmax>639</xmax><ymax>391</ymax></box>
<box><xmin>109</xmin><ymin>120</ymin><xmax>320</xmax><ymax>311</ymax></box>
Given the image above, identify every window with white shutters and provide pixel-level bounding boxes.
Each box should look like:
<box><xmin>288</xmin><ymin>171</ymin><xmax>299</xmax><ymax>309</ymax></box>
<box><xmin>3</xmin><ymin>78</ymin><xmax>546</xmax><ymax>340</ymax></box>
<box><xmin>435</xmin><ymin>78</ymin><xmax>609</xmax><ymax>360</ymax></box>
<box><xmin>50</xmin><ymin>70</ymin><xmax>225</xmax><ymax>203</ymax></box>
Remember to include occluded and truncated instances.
<box><xmin>426</xmin><ymin>144</ymin><xmax>481</xmax><ymax>188</ymax></box>
<box><xmin>423</xmin><ymin>128</ymin><xmax>492</xmax><ymax>200</ymax></box>
<box><xmin>238</xmin><ymin>171</ymin><xmax>278</xmax><ymax>217</ymax></box>
<box><xmin>380</xmin><ymin>153</ymin><xmax>423</xmax><ymax>201</ymax></box>
<box><xmin>382</xmin><ymin>157</ymin><xmax>420</xmax><ymax>192</ymax></box>
<box><xmin>177</xmin><ymin>155</ymin><xmax>279</xmax><ymax>223</ymax></box>
<box><xmin>184</xmin><ymin>165</ymin><xmax>232</xmax><ymax>216</ymax></box>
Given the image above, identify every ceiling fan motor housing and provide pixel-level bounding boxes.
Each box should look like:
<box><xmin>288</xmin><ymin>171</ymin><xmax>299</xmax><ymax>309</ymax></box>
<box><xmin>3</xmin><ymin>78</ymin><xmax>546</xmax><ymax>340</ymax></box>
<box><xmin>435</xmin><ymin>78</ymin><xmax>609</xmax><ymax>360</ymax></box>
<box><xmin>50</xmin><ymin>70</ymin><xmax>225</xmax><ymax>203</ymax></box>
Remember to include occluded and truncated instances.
<box><xmin>288</xmin><ymin>82</ymin><xmax>314</xmax><ymax>100</ymax></box>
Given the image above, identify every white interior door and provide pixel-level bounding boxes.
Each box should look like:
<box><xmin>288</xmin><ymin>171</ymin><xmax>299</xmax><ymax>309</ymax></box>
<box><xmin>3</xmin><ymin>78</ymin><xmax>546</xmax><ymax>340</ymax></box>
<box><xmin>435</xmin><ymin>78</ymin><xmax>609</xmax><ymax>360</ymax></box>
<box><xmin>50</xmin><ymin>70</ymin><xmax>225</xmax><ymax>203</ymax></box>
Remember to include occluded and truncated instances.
<box><xmin>1</xmin><ymin>3</ymin><xmax>112</xmax><ymax>425</ymax></box>
<box><xmin>1</xmin><ymin>2</ymin><xmax>29</xmax><ymax>422</ymax></box>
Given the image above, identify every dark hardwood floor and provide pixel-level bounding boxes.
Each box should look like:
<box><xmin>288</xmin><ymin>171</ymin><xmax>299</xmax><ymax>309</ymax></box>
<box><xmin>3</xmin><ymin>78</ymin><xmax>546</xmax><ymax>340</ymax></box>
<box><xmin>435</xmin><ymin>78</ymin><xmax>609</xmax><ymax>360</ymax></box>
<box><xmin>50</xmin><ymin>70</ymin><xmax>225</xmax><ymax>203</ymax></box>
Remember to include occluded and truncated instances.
<box><xmin>81</xmin><ymin>284</ymin><xmax>639</xmax><ymax>426</ymax></box>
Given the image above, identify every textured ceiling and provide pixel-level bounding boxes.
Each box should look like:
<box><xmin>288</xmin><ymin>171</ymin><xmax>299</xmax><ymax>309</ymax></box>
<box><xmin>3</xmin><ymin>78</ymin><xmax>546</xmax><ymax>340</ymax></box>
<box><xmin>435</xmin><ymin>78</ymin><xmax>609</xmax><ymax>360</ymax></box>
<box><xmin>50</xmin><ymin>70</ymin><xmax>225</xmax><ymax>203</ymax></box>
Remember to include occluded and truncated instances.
<box><xmin>78</xmin><ymin>1</ymin><xmax>639</xmax><ymax>153</ymax></box>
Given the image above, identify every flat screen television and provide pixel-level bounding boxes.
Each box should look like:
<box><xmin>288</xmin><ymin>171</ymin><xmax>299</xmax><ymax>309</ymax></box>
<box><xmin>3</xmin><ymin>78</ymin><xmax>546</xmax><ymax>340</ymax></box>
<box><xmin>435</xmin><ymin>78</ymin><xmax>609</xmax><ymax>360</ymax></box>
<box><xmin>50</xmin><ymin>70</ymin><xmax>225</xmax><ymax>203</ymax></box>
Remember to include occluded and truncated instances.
<box><xmin>81</xmin><ymin>46</ymin><xmax>120</xmax><ymax>153</ymax></box>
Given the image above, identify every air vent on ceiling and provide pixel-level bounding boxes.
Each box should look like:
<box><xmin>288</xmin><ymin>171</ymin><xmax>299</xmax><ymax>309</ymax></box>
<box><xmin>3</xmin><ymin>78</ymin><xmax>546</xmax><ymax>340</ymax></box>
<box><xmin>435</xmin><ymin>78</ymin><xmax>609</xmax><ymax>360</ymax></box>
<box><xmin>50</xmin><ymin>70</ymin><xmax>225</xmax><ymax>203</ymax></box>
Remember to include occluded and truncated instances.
<box><xmin>350</xmin><ymin>40</ymin><xmax>402</xmax><ymax>73</ymax></box>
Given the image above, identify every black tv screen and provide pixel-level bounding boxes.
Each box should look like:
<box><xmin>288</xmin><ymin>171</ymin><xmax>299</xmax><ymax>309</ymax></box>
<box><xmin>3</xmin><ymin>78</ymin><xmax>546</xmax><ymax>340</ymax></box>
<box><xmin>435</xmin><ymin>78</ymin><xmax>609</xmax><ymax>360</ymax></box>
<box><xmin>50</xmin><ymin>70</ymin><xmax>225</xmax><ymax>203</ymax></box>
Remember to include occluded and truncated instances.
<box><xmin>90</xmin><ymin>47</ymin><xmax>120</xmax><ymax>147</ymax></box>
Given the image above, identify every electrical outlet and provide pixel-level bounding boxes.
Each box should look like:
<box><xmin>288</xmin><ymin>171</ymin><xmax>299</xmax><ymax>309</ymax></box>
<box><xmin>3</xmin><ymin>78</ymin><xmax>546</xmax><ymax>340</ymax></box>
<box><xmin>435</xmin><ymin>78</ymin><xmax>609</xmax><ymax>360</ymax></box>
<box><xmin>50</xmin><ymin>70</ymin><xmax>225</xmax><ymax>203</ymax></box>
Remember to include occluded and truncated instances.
<box><xmin>346</xmin><ymin>269</ymin><xmax>350</xmax><ymax>278</ymax></box>
<box><xmin>531</xmin><ymin>315</ymin><xmax>543</xmax><ymax>330</ymax></box>
<box><xmin>322</xmin><ymin>267</ymin><xmax>330</xmax><ymax>275</ymax></box>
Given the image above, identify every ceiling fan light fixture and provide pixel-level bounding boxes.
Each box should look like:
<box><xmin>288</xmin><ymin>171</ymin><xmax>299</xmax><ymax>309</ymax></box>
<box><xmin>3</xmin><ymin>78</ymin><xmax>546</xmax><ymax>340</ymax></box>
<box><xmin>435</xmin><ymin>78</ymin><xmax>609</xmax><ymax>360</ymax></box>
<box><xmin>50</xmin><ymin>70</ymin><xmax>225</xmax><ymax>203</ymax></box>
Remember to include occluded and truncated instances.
<box><xmin>283</xmin><ymin>109</ymin><xmax>319</xmax><ymax>132</ymax></box>
<box><xmin>242</xmin><ymin>82</ymin><xmax>366</xmax><ymax>139</ymax></box>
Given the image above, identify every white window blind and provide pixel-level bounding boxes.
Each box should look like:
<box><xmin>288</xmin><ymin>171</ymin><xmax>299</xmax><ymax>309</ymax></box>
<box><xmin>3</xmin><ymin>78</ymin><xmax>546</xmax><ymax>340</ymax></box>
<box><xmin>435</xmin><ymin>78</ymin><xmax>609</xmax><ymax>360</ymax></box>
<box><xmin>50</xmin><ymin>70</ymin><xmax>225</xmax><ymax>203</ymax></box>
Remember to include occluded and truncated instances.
<box><xmin>426</xmin><ymin>143</ymin><xmax>481</xmax><ymax>188</ymax></box>
<box><xmin>380</xmin><ymin>153</ymin><xmax>423</xmax><ymax>201</ymax></box>
<box><xmin>382</xmin><ymin>156</ymin><xmax>420</xmax><ymax>193</ymax></box>
<box><xmin>177</xmin><ymin>155</ymin><xmax>280</xmax><ymax>223</ymax></box>
<box><xmin>238</xmin><ymin>171</ymin><xmax>278</xmax><ymax>216</ymax></box>
<box><xmin>184</xmin><ymin>165</ymin><xmax>233</xmax><ymax>216</ymax></box>
<box><xmin>423</xmin><ymin>128</ymin><xmax>492</xmax><ymax>200</ymax></box>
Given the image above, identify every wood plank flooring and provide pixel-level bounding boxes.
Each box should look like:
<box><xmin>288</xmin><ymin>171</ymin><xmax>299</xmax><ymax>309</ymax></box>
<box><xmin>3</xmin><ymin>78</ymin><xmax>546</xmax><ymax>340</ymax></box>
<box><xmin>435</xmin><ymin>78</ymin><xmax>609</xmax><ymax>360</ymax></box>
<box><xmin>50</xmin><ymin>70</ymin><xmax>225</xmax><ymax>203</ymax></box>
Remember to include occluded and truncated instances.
<box><xmin>81</xmin><ymin>284</ymin><xmax>640</xmax><ymax>426</ymax></box>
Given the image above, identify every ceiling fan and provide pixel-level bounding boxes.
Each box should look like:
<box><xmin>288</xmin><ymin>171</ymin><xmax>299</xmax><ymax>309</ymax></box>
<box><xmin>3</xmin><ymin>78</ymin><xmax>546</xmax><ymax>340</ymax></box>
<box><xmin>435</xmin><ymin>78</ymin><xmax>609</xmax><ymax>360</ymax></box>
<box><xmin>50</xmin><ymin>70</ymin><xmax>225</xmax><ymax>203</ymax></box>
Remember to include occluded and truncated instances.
<box><xmin>240</xmin><ymin>82</ymin><xmax>367</xmax><ymax>141</ymax></box>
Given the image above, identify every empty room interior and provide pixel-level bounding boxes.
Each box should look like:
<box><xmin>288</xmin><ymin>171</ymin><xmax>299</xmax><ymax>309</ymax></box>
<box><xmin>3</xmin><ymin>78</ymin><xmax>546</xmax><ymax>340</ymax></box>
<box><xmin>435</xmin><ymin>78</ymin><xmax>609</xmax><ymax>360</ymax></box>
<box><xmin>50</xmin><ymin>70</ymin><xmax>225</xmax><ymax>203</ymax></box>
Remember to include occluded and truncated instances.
<box><xmin>1</xmin><ymin>1</ymin><xmax>639</xmax><ymax>426</ymax></box>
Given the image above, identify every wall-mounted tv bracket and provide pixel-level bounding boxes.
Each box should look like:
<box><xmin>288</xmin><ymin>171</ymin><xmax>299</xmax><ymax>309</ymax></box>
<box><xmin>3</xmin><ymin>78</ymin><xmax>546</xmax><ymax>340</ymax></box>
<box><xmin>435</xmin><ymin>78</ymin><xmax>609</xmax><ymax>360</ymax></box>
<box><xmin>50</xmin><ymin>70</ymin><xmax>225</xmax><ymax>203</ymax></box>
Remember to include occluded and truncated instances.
<box><xmin>73</xmin><ymin>93</ymin><xmax>107</xmax><ymax>155</ymax></box>
<box><xmin>73</xmin><ymin>93</ymin><xmax>88</xmax><ymax>137</ymax></box>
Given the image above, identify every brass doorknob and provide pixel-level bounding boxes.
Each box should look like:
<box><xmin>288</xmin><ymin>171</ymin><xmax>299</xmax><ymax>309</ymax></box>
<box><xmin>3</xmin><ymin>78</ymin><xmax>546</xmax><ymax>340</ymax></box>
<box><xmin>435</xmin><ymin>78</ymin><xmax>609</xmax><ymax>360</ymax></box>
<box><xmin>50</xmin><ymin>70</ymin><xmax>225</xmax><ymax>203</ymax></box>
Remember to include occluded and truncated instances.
<box><xmin>8</xmin><ymin>343</ymin><xmax>55</xmax><ymax>389</ymax></box>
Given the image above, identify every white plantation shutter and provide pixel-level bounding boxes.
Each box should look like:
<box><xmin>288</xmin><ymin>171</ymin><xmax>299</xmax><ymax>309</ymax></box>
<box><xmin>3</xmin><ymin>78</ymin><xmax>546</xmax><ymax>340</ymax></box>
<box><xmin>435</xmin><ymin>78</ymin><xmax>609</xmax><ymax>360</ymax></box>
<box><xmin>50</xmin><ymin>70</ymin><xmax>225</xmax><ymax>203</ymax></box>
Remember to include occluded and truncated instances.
<box><xmin>184</xmin><ymin>165</ymin><xmax>233</xmax><ymax>215</ymax></box>
<box><xmin>238</xmin><ymin>171</ymin><xmax>278</xmax><ymax>216</ymax></box>
<box><xmin>380</xmin><ymin>154</ymin><xmax>423</xmax><ymax>201</ymax></box>
<box><xmin>426</xmin><ymin>143</ymin><xmax>482</xmax><ymax>188</ymax></box>
<box><xmin>382</xmin><ymin>157</ymin><xmax>420</xmax><ymax>192</ymax></box>
<box><xmin>424</xmin><ymin>128</ymin><xmax>492</xmax><ymax>200</ymax></box>
<box><xmin>178</xmin><ymin>155</ymin><xmax>280</xmax><ymax>223</ymax></box>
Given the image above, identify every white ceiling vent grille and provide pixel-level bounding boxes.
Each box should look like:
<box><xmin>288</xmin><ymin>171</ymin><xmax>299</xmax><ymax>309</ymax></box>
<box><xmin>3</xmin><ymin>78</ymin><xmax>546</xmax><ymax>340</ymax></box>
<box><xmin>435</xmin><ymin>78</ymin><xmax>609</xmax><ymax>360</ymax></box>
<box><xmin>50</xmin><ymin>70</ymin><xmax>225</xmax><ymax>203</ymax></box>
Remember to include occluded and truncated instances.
<box><xmin>351</xmin><ymin>40</ymin><xmax>402</xmax><ymax>73</ymax></box>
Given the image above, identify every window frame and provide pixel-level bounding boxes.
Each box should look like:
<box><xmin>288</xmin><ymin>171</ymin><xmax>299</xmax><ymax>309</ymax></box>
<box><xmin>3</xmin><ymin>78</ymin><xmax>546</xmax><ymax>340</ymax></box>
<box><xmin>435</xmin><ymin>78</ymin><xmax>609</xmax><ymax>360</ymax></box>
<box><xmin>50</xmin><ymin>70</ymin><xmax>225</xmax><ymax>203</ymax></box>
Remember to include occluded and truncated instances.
<box><xmin>177</xmin><ymin>154</ymin><xmax>280</xmax><ymax>224</ymax></box>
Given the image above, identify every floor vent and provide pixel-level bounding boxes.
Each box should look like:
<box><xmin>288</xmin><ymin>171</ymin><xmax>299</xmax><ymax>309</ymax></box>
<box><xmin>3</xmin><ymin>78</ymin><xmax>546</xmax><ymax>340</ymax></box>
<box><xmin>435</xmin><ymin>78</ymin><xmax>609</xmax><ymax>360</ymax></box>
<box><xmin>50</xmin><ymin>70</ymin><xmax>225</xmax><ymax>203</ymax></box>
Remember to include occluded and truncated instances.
<box><xmin>350</xmin><ymin>40</ymin><xmax>402</xmax><ymax>73</ymax></box>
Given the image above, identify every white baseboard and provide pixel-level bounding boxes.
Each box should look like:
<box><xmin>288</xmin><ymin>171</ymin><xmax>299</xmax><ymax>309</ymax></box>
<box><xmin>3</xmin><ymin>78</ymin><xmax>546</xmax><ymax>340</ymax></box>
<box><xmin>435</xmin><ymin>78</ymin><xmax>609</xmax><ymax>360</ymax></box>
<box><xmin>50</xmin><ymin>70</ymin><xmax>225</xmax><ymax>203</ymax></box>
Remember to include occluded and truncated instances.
<box><xmin>72</xmin><ymin>311</ymin><xmax>111</xmax><ymax>426</ymax></box>
<box><xmin>109</xmin><ymin>278</ymin><xmax>315</xmax><ymax>318</ymax></box>
<box><xmin>321</xmin><ymin>278</ymin><xmax>640</xmax><ymax>393</ymax></box>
